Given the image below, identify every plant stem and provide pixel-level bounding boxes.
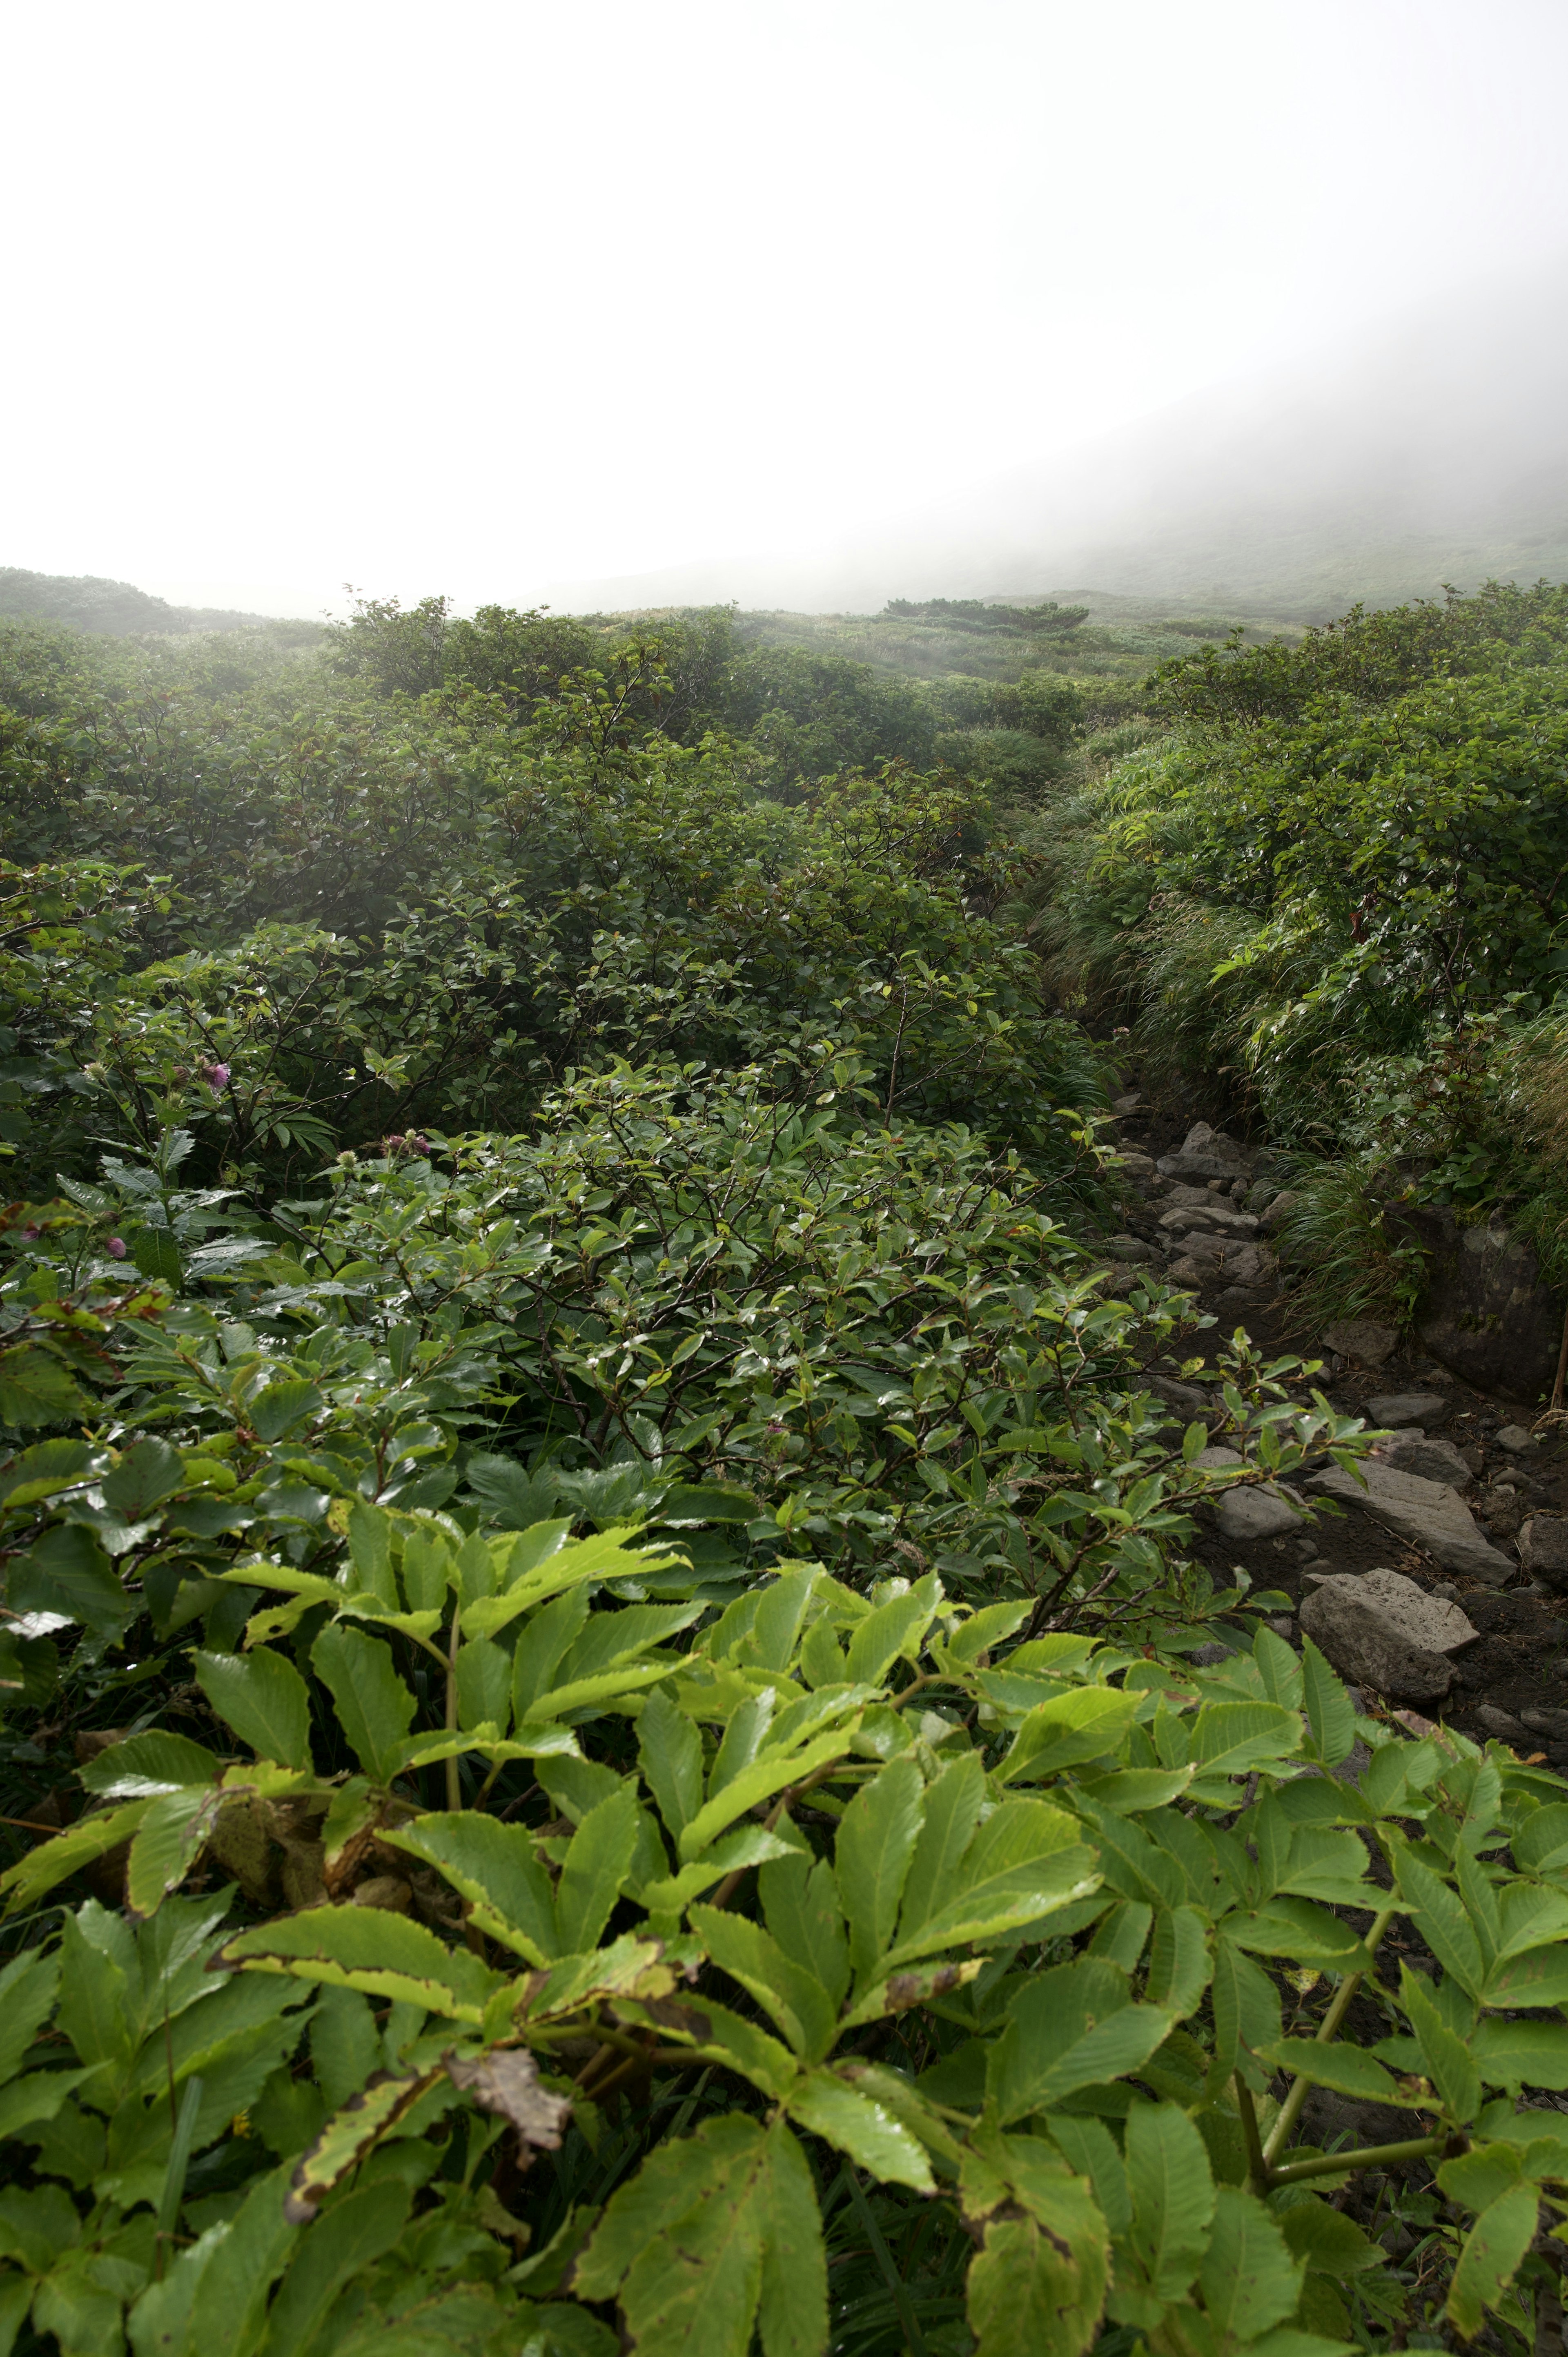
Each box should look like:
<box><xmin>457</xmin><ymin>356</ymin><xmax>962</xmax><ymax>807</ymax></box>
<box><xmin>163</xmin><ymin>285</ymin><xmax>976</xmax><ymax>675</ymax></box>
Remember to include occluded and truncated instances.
<box><xmin>1235</xmin><ymin>2074</ymin><xmax>1269</xmax><ymax>2192</ymax></box>
<box><xmin>1261</xmin><ymin>1906</ymin><xmax>1397</xmax><ymax>2170</ymax></box>
<box><xmin>1268</xmin><ymin>2133</ymin><xmax>1446</xmax><ymax>2187</ymax></box>
<box><xmin>445</xmin><ymin>1610</ymin><xmax>462</xmax><ymax>1813</ymax></box>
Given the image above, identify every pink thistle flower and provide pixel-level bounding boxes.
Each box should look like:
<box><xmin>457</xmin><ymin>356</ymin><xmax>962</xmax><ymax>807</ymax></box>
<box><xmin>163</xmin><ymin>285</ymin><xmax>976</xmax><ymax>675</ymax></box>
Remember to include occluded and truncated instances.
<box><xmin>106</xmin><ymin>1236</ymin><xmax>127</xmax><ymax>1259</ymax></box>
<box><xmin>198</xmin><ymin>1061</ymin><xmax>231</xmax><ymax>1094</ymax></box>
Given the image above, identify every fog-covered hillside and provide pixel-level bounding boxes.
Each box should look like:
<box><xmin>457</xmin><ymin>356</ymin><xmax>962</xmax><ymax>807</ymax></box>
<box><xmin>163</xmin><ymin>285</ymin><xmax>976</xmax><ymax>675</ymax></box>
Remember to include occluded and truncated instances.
<box><xmin>549</xmin><ymin>262</ymin><xmax>1568</xmax><ymax>621</ymax></box>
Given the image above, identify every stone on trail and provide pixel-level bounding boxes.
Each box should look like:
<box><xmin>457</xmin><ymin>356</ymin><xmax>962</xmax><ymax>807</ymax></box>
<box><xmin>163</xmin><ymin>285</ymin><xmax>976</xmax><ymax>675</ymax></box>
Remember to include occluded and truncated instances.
<box><xmin>1496</xmin><ymin>1425</ymin><xmax>1538</xmax><ymax>1452</ymax></box>
<box><xmin>1217</xmin><ymin>1486</ymin><xmax>1310</xmax><ymax>1541</ymax></box>
<box><xmin>1298</xmin><ymin>1567</ymin><xmax>1472</xmax><ymax>1704</ymax></box>
<box><xmin>1520</xmin><ymin>1514</ymin><xmax>1568</xmax><ymax>1592</ymax></box>
<box><xmin>1376</xmin><ymin>1434</ymin><xmax>1473</xmax><ymax>1490</ymax></box>
<box><xmin>1157</xmin><ymin>1204</ymin><xmax>1261</xmax><ymax>1238</ymax></box>
<box><xmin>1366</xmin><ymin>1391</ymin><xmax>1450</xmax><ymax>1428</ymax></box>
<box><xmin>1321</xmin><ymin>1318</ymin><xmax>1399</xmax><ymax>1367</ymax></box>
<box><xmin>1309</xmin><ymin>1460</ymin><xmax>1517</xmax><ymax>1582</ymax></box>
<box><xmin>1105</xmin><ymin>1234</ymin><xmax>1158</xmax><ymax>1263</ymax></box>
<box><xmin>1156</xmin><ymin>1121</ymin><xmax>1254</xmax><ymax>1183</ymax></box>
<box><xmin>1114</xmin><ymin>1153</ymin><xmax>1157</xmax><ymax>1181</ymax></box>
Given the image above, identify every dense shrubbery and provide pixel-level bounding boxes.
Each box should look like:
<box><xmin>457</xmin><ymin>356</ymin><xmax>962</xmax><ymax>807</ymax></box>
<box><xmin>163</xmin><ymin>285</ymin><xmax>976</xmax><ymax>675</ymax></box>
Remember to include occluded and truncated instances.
<box><xmin>3</xmin><ymin>599</ymin><xmax>1568</xmax><ymax>2353</ymax></box>
<box><xmin>1031</xmin><ymin>581</ymin><xmax>1568</xmax><ymax>1295</ymax></box>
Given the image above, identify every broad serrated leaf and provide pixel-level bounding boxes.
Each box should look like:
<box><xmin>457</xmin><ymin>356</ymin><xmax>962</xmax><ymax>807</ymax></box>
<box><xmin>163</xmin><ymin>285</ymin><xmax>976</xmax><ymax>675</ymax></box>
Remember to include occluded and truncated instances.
<box><xmin>989</xmin><ymin>1961</ymin><xmax>1173</xmax><ymax>2124</ymax></box>
<box><xmin>998</xmin><ymin>1687</ymin><xmax>1141</xmax><ymax>1782</ymax></box>
<box><xmin>1145</xmin><ymin>1905</ymin><xmax>1211</xmax><ymax>2018</ymax></box>
<box><xmin>1198</xmin><ymin>2184</ymin><xmax>1304</xmax><ymax>2341</ymax></box>
<box><xmin>572</xmin><ymin>2111</ymin><xmax>771</xmax><ymax>2355</ymax></box>
<box><xmin>310</xmin><ymin>1622</ymin><xmax>415</xmax><ymax>1784</ymax></box>
<box><xmin>78</xmin><ymin>1728</ymin><xmax>220</xmax><ymax>1797</ymax></box>
<box><xmin>103</xmin><ymin>1436</ymin><xmax>185</xmax><ymax>1520</ymax></box>
<box><xmin>1447</xmin><ymin>2182</ymin><xmax>1539</xmax><ymax>2340</ymax></box>
<box><xmin>1116</xmin><ymin>2098</ymin><xmax>1215</xmax><ymax>2318</ymax></box>
<box><xmin>677</xmin><ymin>1726</ymin><xmax>855</xmax><ymax>1862</ymax></box>
<box><xmin>125</xmin><ymin>1786</ymin><xmax>227</xmax><ymax>1915</ymax></box>
<box><xmin>880</xmin><ymin>1800</ymin><xmax>1102</xmax><ymax>1973</ymax></box>
<box><xmin>835</xmin><ymin>1753</ymin><xmax>924</xmax><ymax>1985</ymax></box>
<box><xmin>842</xmin><ymin>1574</ymin><xmax>941</xmax><ymax>1684</ymax></box>
<box><xmin>0</xmin><ymin>1343</ymin><xmax>90</xmax><ymax>1427</ymax></box>
<box><xmin>1394</xmin><ymin>1842</ymin><xmax>1484</xmax><ymax>1998</ymax></box>
<box><xmin>218</xmin><ymin>1903</ymin><xmax>499</xmax><ymax>2022</ymax></box>
<box><xmin>785</xmin><ymin>2069</ymin><xmax>934</xmax><ymax>2190</ymax></box>
<box><xmin>1402</xmin><ymin>1963</ymin><xmax>1480</xmax><ymax>2124</ymax></box>
<box><xmin>556</xmin><ymin>1784</ymin><xmax>641</xmax><ymax>1954</ymax></box>
<box><xmin>283</xmin><ymin>2068</ymin><xmax>439</xmax><ymax>2222</ymax></box>
<box><xmin>0</xmin><ymin>1796</ymin><xmax>153</xmax><ymax>1913</ymax></box>
<box><xmin>1257</xmin><ymin>2039</ymin><xmax>1409</xmax><ymax>2103</ymax></box>
<box><xmin>382</xmin><ymin>1811</ymin><xmax>560</xmax><ymax>1963</ymax></box>
<box><xmin>690</xmin><ymin>1907</ymin><xmax>839</xmax><ymax>2063</ymax></box>
<box><xmin>637</xmin><ymin>1687</ymin><xmax>704</xmax><ymax>1842</ymax></box>
<box><xmin>1473</xmin><ymin>2018</ymin><xmax>1568</xmax><ymax>2091</ymax></box>
<box><xmin>193</xmin><ymin>1646</ymin><xmax>312</xmax><ymax>1771</ymax></box>
<box><xmin>9</xmin><ymin>1522</ymin><xmax>131</xmax><ymax>1639</ymax></box>
<box><xmin>1188</xmin><ymin>1700</ymin><xmax>1303</xmax><ymax>1777</ymax></box>
<box><xmin>1300</xmin><ymin>1638</ymin><xmax>1355</xmax><ymax>1767</ymax></box>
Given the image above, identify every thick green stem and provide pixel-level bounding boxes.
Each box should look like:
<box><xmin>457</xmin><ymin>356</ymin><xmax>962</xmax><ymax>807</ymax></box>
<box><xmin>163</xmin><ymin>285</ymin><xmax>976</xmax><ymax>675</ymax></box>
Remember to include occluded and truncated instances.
<box><xmin>445</xmin><ymin>1610</ymin><xmax>463</xmax><ymax>1813</ymax></box>
<box><xmin>1268</xmin><ymin>2134</ymin><xmax>1446</xmax><ymax>2187</ymax></box>
<box><xmin>1261</xmin><ymin>1906</ymin><xmax>1397</xmax><ymax>2170</ymax></box>
<box><xmin>1235</xmin><ymin>2074</ymin><xmax>1270</xmax><ymax>2193</ymax></box>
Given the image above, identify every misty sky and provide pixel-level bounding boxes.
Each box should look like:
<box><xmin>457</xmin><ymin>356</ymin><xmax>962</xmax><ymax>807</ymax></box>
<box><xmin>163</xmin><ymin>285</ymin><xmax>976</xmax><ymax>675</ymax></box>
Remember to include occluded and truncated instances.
<box><xmin>6</xmin><ymin>0</ymin><xmax>1568</xmax><ymax>617</ymax></box>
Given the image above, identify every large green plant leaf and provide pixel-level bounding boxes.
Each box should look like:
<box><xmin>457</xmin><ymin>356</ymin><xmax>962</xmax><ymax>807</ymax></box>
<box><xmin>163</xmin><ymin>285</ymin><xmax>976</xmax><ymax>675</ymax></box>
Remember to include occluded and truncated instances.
<box><xmin>990</xmin><ymin>1962</ymin><xmax>1174</xmax><ymax>2124</ymax></box>
<box><xmin>309</xmin><ymin>1623</ymin><xmax>416</xmax><ymax>1784</ymax></box>
<box><xmin>194</xmin><ymin>1647</ymin><xmax>313</xmax><ymax>1771</ymax></box>
<box><xmin>218</xmin><ymin>1905</ymin><xmax>499</xmax><ymax>2023</ymax></box>
<box><xmin>574</xmin><ymin>2112</ymin><xmax>826</xmax><ymax>2357</ymax></box>
<box><xmin>383</xmin><ymin>1812</ymin><xmax>560</xmax><ymax>1964</ymax></box>
<box><xmin>835</xmin><ymin>1754</ymin><xmax>924</xmax><ymax>1985</ymax></box>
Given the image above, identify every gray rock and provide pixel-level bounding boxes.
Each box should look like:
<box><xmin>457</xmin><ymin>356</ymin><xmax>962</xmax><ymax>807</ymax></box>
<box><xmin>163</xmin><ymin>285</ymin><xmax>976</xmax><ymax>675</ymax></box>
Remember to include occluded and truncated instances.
<box><xmin>1367</xmin><ymin>1391</ymin><xmax>1451</xmax><ymax>1428</ymax></box>
<box><xmin>1476</xmin><ymin>1704</ymin><xmax>1531</xmax><ymax>1746</ymax></box>
<box><xmin>1217</xmin><ymin>1485</ymin><xmax>1311</xmax><ymax>1541</ymax></box>
<box><xmin>1478</xmin><ymin>1486</ymin><xmax>1525</xmax><ymax>1540</ymax></box>
<box><xmin>1388</xmin><ymin>1203</ymin><xmax>1565</xmax><ymax>1402</ymax></box>
<box><xmin>1172</xmin><ymin>1231</ymin><xmax>1276</xmax><ymax>1289</ymax></box>
<box><xmin>1164</xmin><ymin>1182</ymin><xmax>1225</xmax><ymax>1209</ymax></box>
<box><xmin>1112</xmin><ymin>1092</ymin><xmax>1143</xmax><ymax>1115</ymax></box>
<box><xmin>1298</xmin><ymin>1573</ymin><xmax>1457</xmax><ymax>1704</ymax></box>
<box><xmin>1377</xmin><ymin>1434</ymin><xmax>1474</xmax><ymax>1490</ymax></box>
<box><xmin>1194</xmin><ymin>1445</ymin><xmax>1244</xmax><ymax>1471</ymax></box>
<box><xmin>1157</xmin><ymin>1121</ymin><xmax>1255</xmax><ymax>1184</ymax></box>
<box><xmin>1150</xmin><ymin>1376</ymin><xmax>1215</xmax><ymax>1420</ymax></box>
<box><xmin>1351</xmin><ymin>1566</ymin><xmax>1478</xmax><ymax>1652</ymax></box>
<box><xmin>1497</xmin><ymin>1425</ymin><xmax>1538</xmax><ymax>1452</ymax></box>
<box><xmin>1106</xmin><ymin>1234</ymin><xmax>1158</xmax><ymax>1263</ymax></box>
<box><xmin>1523</xmin><ymin>1706</ymin><xmax>1568</xmax><ymax>1741</ymax></box>
<box><xmin>1309</xmin><ymin>1461</ymin><xmax>1518</xmax><ymax>1583</ymax></box>
<box><xmin>1520</xmin><ymin>1514</ymin><xmax>1568</xmax><ymax>1592</ymax></box>
<box><xmin>1158</xmin><ymin>1204</ymin><xmax>1261</xmax><ymax>1238</ymax></box>
<box><xmin>1114</xmin><ymin>1153</ymin><xmax>1157</xmax><ymax>1182</ymax></box>
<box><xmin>1258</xmin><ymin>1190</ymin><xmax>1301</xmax><ymax>1235</ymax></box>
<box><xmin>1321</xmin><ymin>1318</ymin><xmax>1400</xmax><ymax>1367</ymax></box>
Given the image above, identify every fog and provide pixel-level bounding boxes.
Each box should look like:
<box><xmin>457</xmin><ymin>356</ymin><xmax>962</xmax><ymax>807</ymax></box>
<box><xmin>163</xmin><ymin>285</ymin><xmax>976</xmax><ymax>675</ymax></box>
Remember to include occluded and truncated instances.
<box><xmin>4</xmin><ymin>0</ymin><xmax>1568</xmax><ymax>621</ymax></box>
<box><xmin>550</xmin><ymin>259</ymin><xmax>1568</xmax><ymax>619</ymax></box>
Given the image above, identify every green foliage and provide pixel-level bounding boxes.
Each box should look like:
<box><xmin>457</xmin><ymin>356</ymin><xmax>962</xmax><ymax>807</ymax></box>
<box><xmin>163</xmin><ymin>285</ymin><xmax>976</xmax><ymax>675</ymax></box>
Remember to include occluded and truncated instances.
<box><xmin>6</xmin><ymin>586</ymin><xmax>1568</xmax><ymax>2353</ymax></box>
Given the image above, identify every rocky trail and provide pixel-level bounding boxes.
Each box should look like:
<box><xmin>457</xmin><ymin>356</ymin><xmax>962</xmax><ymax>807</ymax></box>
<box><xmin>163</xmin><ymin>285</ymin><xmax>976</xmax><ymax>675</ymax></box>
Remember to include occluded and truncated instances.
<box><xmin>1100</xmin><ymin>1086</ymin><xmax>1568</xmax><ymax>1766</ymax></box>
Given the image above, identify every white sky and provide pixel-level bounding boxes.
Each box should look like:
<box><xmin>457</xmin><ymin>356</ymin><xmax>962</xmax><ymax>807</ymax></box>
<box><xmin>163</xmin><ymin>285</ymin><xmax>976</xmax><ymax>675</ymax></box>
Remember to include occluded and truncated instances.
<box><xmin>4</xmin><ymin>0</ymin><xmax>1568</xmax><ymax>617</ymax></box>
